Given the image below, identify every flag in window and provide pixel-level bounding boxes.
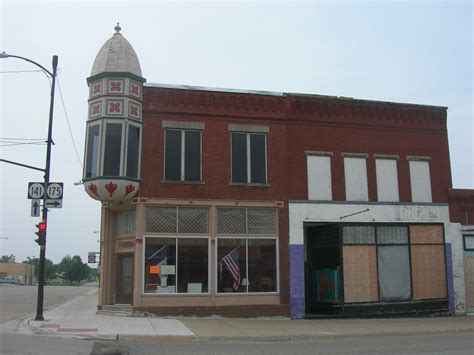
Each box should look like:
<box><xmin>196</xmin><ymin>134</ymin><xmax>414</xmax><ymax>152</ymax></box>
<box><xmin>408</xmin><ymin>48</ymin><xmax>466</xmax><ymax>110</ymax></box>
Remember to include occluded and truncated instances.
<box><xmin>148</xmin><ymin>245</ymin><xmax>168</xmax><ymax>266</ymax></box>
<box><xmin>221</xmin><ymin>247</ymin><xmax>240</xmax><ymax>291</ymax></box>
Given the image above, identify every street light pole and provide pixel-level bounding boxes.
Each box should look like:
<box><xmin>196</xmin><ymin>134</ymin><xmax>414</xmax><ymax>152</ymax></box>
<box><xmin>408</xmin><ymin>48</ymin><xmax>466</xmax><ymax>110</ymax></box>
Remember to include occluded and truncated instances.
<box><xmin>0</xmin><ymin>52</ymin><xmax>58</xmax><ymax>321</ymax></box>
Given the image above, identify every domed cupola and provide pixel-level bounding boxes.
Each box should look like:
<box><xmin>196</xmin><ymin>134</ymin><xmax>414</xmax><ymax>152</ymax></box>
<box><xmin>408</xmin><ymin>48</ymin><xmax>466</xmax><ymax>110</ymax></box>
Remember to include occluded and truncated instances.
<box><xmin>83</xmin><ymin>23</ymin><xmax>145</xmax><ymax>202</ymax></box>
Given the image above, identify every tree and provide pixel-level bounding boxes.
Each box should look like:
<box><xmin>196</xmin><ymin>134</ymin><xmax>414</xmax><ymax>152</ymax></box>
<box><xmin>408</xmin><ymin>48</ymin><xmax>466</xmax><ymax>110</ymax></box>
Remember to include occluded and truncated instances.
<box><xmin>23</xmin><ymin>256</ymin><xmax>56</xmax><ymax>283</ymax></box>
<box><xmin>58</xmin><ymin>255</ymin><xmax>89</xmax><ymax>285</ymax></box>
<box><xmin>1</xmin><ymin>254</ymin><xmax>16</xmax><ymax>263</ymax></box>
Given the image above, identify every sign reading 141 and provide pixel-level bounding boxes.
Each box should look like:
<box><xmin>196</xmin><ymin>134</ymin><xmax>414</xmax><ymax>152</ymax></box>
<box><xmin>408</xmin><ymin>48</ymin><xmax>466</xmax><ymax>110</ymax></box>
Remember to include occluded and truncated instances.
<box><xmin>28</xmin><ymin>182</ymin><xmax>45</xmax><ymax>199</ymax></box>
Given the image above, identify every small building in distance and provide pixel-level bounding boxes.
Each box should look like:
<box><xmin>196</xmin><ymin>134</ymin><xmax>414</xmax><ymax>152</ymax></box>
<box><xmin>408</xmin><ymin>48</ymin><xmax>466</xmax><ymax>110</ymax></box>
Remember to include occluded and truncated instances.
<box><xmin>0</xmin><ymin>263</ymin><xmax>35</xmax><ymax>285</ymax></box>
<box><xmin>82</xmin><ymin>25</ymin><xmax>472</xmax><ymax>318</ymax></box>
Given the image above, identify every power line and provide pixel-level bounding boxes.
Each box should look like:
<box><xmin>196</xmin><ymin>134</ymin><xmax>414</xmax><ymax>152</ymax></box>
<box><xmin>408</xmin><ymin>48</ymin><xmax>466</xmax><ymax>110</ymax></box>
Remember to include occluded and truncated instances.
<box><xmin>0</xmin><ymin>142</ymin><xmax>46</xmax><ymax>147</ymax></box>
<box><xmin>56</xmin><ymin>76</ymin><xmax>83</xmax><ymax>169</ymax></box>
<box><xmin>0</xmin><ymin>69</ymin><xmax>46</xmax><ymax>74</ymax></box>
<box><xmin>0</xmin><ymin>138</ymin><xmax>45</xmax><ymax>141</ymax></box>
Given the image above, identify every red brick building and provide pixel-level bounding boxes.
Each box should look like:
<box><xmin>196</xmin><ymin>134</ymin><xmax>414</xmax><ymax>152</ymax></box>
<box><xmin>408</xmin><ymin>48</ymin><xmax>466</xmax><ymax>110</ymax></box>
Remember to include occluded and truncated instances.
<box><xmin>83</xmin><ymin>26</ymin><xmax>469</xmax><ymax>318</ymax></box>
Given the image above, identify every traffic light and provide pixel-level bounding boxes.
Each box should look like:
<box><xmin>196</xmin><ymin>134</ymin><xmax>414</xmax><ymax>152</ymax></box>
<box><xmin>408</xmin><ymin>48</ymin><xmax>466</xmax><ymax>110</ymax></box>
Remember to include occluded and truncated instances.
<box><xmin>35</xmin><ymin>221</ymin><xmax>46</xmax><ymax>245</ymax></box>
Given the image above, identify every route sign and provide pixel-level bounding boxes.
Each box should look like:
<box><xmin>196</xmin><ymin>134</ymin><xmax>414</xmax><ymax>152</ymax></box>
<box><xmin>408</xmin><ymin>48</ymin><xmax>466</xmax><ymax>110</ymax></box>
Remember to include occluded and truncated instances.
<box><xmin>46</xmin><ymin>182</ymin><xmax>63</xmax><ymax>200</ymax></box>
<box><xmin>45</xmin><ymin>199</ymin><xmax>62</xmax><ymax>209</ymax></box>
<box><xmin>31</xmin><ymin>200</ymin><xmax>41</xmax><ymax>217</ymax></box>
<box><xmin>28</xmin><ymin>182</ymin><xmax>45</xmax><ymax>199</ymax></box>
<box><xmin>88</xmin><ymin>252</ymin><xmax>100</xmax><ymax>264</ymax></box>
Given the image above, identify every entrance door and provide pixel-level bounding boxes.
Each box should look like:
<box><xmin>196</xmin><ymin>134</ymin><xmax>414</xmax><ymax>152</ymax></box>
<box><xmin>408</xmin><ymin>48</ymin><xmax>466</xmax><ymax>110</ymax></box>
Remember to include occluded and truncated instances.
<box><xmin>305</xmin><ymin>224</ymin><xmax>342</xmax><ymax>315</ymax></box>
<box><xmin>115</xmin><ymin>254</ymin><xmax>134</xmax><ymax>304</ymax></box>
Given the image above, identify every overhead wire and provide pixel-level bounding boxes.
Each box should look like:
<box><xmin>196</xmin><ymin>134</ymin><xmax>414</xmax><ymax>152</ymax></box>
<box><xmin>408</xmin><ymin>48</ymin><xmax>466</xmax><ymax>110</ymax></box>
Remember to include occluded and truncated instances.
<box><xmin>56</xmin><ymin>74</ymin><xmax>83</xmax><ymax>169</ymax></box>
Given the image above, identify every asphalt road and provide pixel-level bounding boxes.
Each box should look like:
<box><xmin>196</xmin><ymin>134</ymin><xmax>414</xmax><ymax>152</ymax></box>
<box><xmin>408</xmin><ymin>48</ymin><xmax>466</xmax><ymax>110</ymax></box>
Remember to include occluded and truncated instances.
<box><xmin>1</xmin><ymin>331</ymin><xmax>472</xmax><ymax>355</ymax></box>
<box><xmin>0</xmin><ymin>284</ymin><xmax>97</xmax><ymax>324</ymax></box>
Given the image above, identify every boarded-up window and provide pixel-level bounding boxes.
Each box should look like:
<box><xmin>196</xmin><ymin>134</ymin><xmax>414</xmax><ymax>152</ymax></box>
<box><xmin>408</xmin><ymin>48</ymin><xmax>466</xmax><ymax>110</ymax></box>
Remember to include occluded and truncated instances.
<box><xmin>375</xmin><ymin>159</ymin><xmax>399</xmax><ymax>202</ymax></box>
<box><xmin>307</xmin><ymin>155</ymin><xmax>332</xmax><ymax>200</ymax></box>
<box><xmin>377</xmin><ymin>246</ymin><xmax>411</xmax><ymax>300</ymax></box>
<box><xmin>410</xmin><ymin>225</ymin><xmax>443</xmax><ymax>244</ymax></box>
<box><xmin>409</xmin><ymin>160</ymin><xmax>432</xmax><ymax>202</ymax></box>
<box><xmin>344</xmin><ymin>157</ymin><xmax>368</xmax><ymax>201</ymax></box>
<box><xmin>410</xmin><ymin>225</ymin><xmax>446</xmax><ymax>300</ymax></box>
<box><xmin>343</xmin><ymin>245</ymin><xmax>378</xmax><ymax>303</ymax></box>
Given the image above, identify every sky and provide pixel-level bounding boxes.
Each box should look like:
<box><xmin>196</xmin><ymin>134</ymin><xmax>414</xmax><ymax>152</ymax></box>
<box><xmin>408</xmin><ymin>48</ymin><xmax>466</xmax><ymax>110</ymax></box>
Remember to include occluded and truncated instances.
<box><xmin>0</xmin><ymin>0</ymin><xmax>472</xmax><ymax>263</ymax></box>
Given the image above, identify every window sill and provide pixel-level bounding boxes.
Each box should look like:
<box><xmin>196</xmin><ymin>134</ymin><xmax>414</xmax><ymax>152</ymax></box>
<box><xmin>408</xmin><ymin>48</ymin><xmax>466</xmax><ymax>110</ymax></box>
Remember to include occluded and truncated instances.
<box><xmin>229</xmin><ymin>182</ymin><xmax>271</xmax><ymax>188</ymax></box>
<box><xmin>161</xmin><ymin>180</ymin><xmax>205</xmax><ymax>185</ymax></box>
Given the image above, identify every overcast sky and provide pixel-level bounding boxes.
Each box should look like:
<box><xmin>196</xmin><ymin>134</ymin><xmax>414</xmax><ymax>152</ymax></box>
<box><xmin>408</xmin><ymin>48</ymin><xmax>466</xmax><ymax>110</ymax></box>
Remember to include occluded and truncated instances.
<box><xmin>0</xmin><ymin>0</ymin><xmax>472</xmax><ymax>263</ymax></box>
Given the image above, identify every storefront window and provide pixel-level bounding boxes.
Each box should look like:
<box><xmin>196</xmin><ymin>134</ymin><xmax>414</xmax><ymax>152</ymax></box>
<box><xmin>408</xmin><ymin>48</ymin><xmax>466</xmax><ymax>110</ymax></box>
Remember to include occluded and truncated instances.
<box><xmin>177</xmin><ymin>238</ymin><xmax>208</xmax><ymax>293</ymax></box>
<box><xmin>144</xmin><ymin>237</ymin><xmax>209</xmax><ymax>294</ymax></box>
<box><xmin>144</xmin><ymin>238</ymin><xmax>176</xmax><ymax>294</ymax></box>
<box><xmin>217</xmin><ymin>238</ymin><xmax>277</xmax><ymax>293</ymax></box>
<box><xmin>248</xmin><ymin>239</ymin><xmax>277</xmax><ymax>292</ymax></box>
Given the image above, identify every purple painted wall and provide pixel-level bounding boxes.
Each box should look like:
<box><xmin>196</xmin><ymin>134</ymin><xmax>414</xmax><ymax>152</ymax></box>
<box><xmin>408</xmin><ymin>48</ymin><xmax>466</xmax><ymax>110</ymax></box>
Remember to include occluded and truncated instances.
<box><xmin>290</xmin><ymin>244</ymin><xmax>305</xmax><ymax>318</ymax></box>
<box><xmin>445</xmin><ymin>243</ymin><xmax>454</xmax><ymax>314</ymax></box>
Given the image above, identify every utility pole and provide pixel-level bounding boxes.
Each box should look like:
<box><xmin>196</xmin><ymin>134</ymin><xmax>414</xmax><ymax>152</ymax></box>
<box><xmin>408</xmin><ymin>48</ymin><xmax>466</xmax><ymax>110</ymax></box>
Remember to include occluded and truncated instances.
<box><xmin>0</xmin><ymin>52</ymin><xmax>58</xmax><ymax>321</ymax></box>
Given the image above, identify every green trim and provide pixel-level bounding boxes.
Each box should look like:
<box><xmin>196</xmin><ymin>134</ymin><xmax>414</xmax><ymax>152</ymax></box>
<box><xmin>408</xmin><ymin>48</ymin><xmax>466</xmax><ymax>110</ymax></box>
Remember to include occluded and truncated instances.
<box><xmin>83</xmin><ymin>176</ymin><xmax>142</xmax><ymax>183</ymax></box>
<box><xmin>464</xmin><ymin>251</ymin><xmax>474</xmax><ymax>258</ymax></box>
<box><xmin>105</xmin><ymin>98</ymin><xmax>125</xmax><ymax>116</ymax></box>
<box><xmin>87</xmin><ymin>72</ymin><xmax>146</xmax><ymax>84</ymax></box>
<box><xmin>87</xmin><ymin>116</ymin><xmax>142</xmax><ymax>124</ymax></box>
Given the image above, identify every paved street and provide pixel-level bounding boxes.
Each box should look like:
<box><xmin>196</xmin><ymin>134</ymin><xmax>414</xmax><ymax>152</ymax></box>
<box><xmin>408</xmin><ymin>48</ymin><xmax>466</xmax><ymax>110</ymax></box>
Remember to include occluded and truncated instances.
<box><xmin>0</xmin><ymin>284</ymin><xmax>96</xmax><ymax>324</ymax></box>
<box><xmin>90</xmin><ymin>332</ymin><xmax>474</xmax><ymax>354</ymax></box>
<box><xmin>0</xmin><ymin>285</ymin><xmax>473</xmax><ymax>354</ymax></box>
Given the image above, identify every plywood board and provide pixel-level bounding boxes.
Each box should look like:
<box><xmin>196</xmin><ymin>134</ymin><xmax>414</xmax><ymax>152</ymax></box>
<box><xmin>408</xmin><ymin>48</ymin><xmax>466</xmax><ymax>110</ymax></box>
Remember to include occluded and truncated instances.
<box><xmin>411</xmin><ymin>245</ymin><xmax>447</xmax><ymax>299</ymax></box>
<box><xmin>410</xmin><ymin>225</ymin><xmax>443</xmax><ymax>244</ymax></box>
<box><xmin>464</xmin><ymin>257</ymin><xmax>474</xmax><ymax>312</ymax></box>
<box><xmin>343</xmin><ymin>246</ymin><xmax>378</xmax><ymax>303</ymax></box>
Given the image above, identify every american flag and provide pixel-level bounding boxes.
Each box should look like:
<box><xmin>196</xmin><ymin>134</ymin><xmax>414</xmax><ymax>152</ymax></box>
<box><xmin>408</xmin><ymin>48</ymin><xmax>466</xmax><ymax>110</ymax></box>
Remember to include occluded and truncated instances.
<box><xmin>221</xmin><ymin>247</ymin><xmax>240</xmax><ymax>291</ymax></box>
<box><xmin>148</xmin><ymin>245</ymin><xmax>168</xmax><ymax>266</ymax></box>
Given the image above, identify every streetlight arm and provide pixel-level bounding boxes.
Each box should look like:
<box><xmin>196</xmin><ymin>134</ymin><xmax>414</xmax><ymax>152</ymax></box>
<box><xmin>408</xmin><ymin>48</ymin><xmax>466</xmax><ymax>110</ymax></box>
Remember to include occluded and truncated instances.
<box><xmin>0</xmin><ymin>52</ymin><xmax>53</xmax><ymax>77</ymax></box>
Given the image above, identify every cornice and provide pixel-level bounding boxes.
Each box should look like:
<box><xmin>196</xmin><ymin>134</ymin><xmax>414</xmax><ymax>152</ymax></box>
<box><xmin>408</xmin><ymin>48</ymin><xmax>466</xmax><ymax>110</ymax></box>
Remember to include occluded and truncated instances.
<box><xmin>142</xmin><ymin>86</ymin><xmax>447</xmax><ymax>129</ymax></box>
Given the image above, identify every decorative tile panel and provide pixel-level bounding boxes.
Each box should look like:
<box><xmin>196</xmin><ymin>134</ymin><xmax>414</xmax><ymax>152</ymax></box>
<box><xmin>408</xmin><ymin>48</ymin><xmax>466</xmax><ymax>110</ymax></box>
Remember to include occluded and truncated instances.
<box><xmin>129</xmin><ymin>80</ymin><xmax>142</xmax><ymax>99</ymax></box>
<box><xmin>89</xmin><ymin>100</ymin><xmax>102</xmax><ymax>119</ymax></box>
<box><xmin>106</xmin><ymin>99</ymin><xmax>124</xmax><ymax>116</ymax></box>
<box><xmin>90</xmin><ymin>80</ymin><xmax>103</xmax><ymax>98</ymax></box>
<box><xmin>129</xmin><ymin>101</ymin><xmax>141</xmax><ymax>120</ymax></box>
<box><xmin>107</xmin><ymin>79</ymin><xmax>125</xmax><ymax>94</ymax></box>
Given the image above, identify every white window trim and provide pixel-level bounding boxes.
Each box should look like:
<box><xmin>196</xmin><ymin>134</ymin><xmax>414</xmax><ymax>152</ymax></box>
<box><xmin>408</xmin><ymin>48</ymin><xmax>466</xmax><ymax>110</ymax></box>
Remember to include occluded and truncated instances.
<box><xmin>100</xmin><ymin>119</ymin><xmax>126</xmax><ymax>176</ymax></box>
<box><xmin>142</xmin><ymin>235</ymin><xmax>211</xmax><ymax>296</ymax></box>
<box><xmin>230</xmin><ymin>132</ymin><xmax>268</xmax><ymax>184</ymax></box>
<box><xmin>84</xmin><ymin>121</ymin><xmax>102</xmax><ymax>179</ymax></box>
<box><xmin>163</xmin><ymin>129</ymin><xmax>203</xmax><ymax>182</ymax></box>
<box><xmin>215</xmin><ymin>236</ymin><xmax>279</xmax><ymax>295</ymax></box>
<box><xmin>124</xmin><ymin>121</ymin><xmax>142</xmax><ymax>179</ymax></box>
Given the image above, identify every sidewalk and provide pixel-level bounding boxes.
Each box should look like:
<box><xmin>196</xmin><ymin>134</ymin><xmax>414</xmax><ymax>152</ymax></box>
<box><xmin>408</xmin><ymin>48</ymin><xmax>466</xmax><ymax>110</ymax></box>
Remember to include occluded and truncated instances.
<box><xmin>23</xmin><ymin>289</ymin><xmax>474</xmax><ymax>341</ymax></box>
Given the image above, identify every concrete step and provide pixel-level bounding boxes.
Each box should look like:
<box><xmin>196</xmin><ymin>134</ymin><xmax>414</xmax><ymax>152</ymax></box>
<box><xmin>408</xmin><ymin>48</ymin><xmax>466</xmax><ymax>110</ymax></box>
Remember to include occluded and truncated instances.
<box><xmin>98</xmin><ymin>305</ymin><xmax>133</xmax><ymax>317</ymax></box>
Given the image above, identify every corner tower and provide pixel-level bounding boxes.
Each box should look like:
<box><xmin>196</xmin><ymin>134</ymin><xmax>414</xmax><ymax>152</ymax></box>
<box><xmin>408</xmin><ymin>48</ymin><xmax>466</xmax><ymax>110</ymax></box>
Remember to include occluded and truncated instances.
<box><xmin>83</xmin><ymin>24</ymin><xmax>145</xmax><ymax>202</ymax></box>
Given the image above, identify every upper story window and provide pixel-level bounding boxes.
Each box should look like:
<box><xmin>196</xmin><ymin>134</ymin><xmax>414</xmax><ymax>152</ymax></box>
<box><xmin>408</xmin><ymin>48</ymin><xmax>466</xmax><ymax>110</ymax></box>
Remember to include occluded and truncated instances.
<box><xmin>229</xmin><ymin>124</ymin><xmax>268</xmax><ymax>185</ymax></box>
<box><xmin>162</xmin><ymin>120</ymin><xmax>204</xmax><ymax>183</ymax></box>
<box><xmin>408</xmin><ymin>156</ymin><xmax>432</xmax><ymax>202</ymax></box>
<box><xmin>374</xmin><ymin>155</ymin><xmax>400</xmax><ymax>202</ymax></box>
<box><xmin>116</xmin><ymin>210</ymin><xmax>136</xmax><ymax>236</ymax></box>
<box><xmin>84</xmin><ymin>120</ymin><xmax>141</xmax><ymax>179</ymax></box>
<box><xmin>306</xmin><ymin>151</ymin><xmax>332</xmax><ymax>200</ymax></box>
<box><xmin>343</xmin><ymin>153</ymin><xmax>368</xmax><ymax>201</ymax></box>
<box><xmin>464</xmin><ymin>235</ymin><xmax>474</xmax><ymax>251</ymax></box>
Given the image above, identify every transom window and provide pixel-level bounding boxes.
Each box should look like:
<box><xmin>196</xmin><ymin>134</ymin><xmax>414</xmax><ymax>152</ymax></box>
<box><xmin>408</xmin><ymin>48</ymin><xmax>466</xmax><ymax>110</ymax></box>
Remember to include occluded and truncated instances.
<box><xmin>231</xmin><ymin>132</ymin><xmax>267</xmax><ymax>184</ymax></box>
<box><xmin>164</xmin><ymin>129</ymin><xmax>201</xmax><ymax>182</ymax></box>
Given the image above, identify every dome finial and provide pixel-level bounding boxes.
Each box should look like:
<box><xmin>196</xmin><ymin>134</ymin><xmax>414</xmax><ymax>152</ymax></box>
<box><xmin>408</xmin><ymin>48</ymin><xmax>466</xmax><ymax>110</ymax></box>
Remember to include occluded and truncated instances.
<box><xmin>115</xmin><ymin>22</ymin><xmax>121</xmax><ymax>34</ymax></box>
